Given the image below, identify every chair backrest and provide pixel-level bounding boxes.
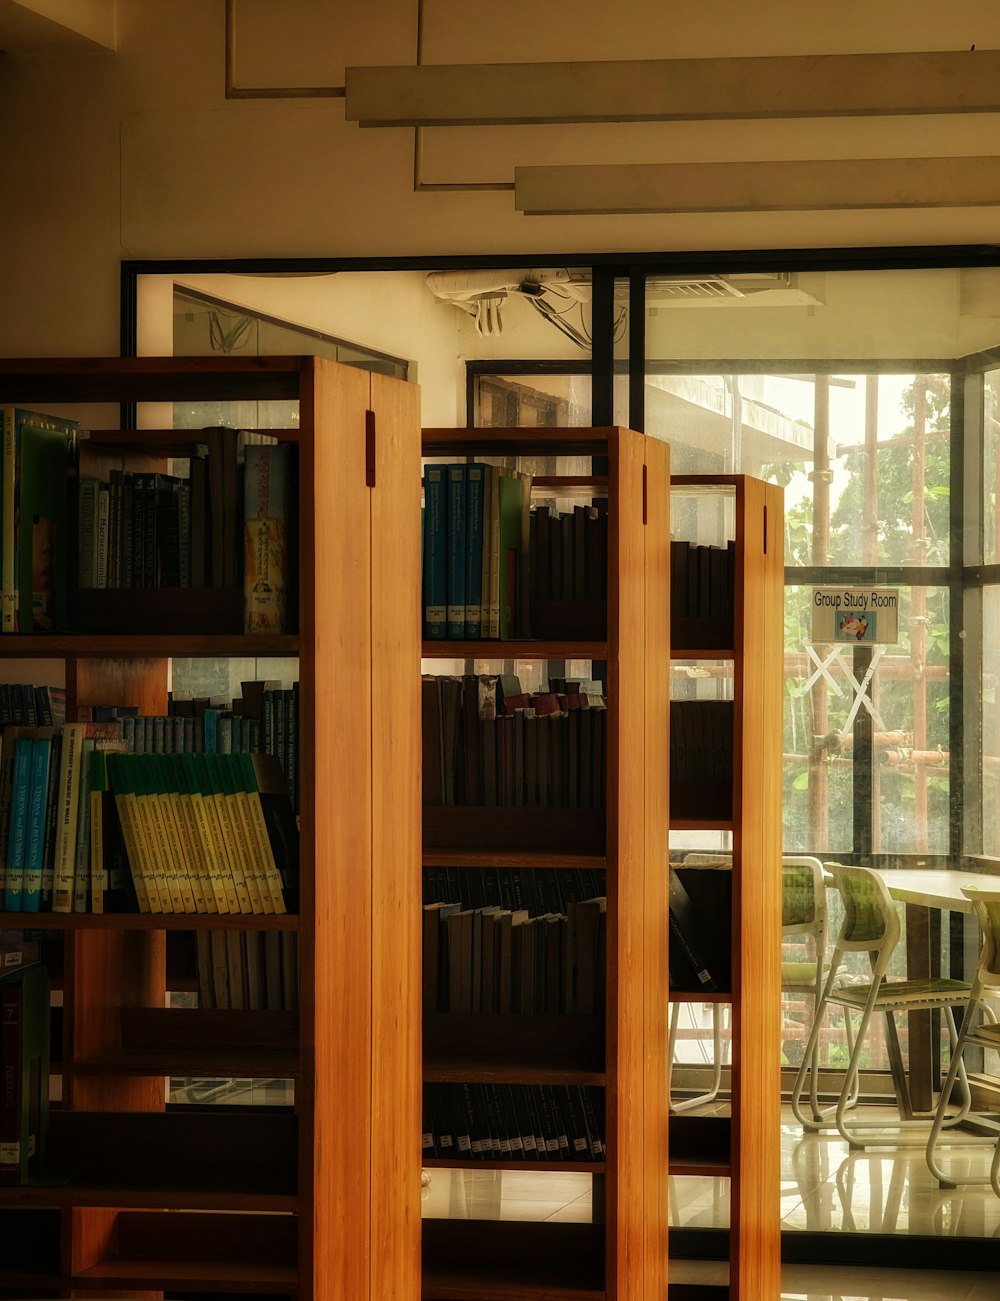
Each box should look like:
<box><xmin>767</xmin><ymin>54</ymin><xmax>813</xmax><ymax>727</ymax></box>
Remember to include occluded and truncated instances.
<box><xmin>781</xmin><ymin>855</ymin><xmax>827</xmax><ymax>936</ymax></box>
<box><xmin>961</xmin><ymin>886</ymin><xmax>1000</xmax><ymax>987</ymax></box>
<box><xmin>825</xmin><ymin>863</ymin><xmax>901</xmax><ymax>967</ymax></box>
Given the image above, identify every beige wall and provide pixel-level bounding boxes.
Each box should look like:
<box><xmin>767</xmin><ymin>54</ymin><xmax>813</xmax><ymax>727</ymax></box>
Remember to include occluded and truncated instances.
<box><xmin>4</xmin><ymin>0</ymin><xmax>1000</xmax><ymax>357</ymax></box>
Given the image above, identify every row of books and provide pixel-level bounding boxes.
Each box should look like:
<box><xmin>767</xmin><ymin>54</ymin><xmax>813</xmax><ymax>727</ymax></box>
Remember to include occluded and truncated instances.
<box><xmin>195</xmin><ymin>930</ymin><xmax>298</xmax><ymax>1012</ymax></box>
<box><xmin>670</xmin><ymin>540</ymin><xmax>736</xmax><ymax>623</ymax></box>
<box><xmin>423</xmin><ymin>462</ymin><xmax>531</xmax><ymax>640</ymax></box>
<box><xmin>423</xmin><ymin>1083</ymin><xmax>604</xmax><ymax>1163</ymax></box>
<box><xmin>0</xmin><ymin>954</ymin><xmax>48</xmax><ymax>1186</ymax></box>
<box><xmin>87</xmin><ymin>681</ymin><xmax>300</xmax><ymax>813</ymax></box>
<box><xmin>423</xmin><ymin>865</ymin><xmax>608</xmax><ymax>919</ymax></box>
<box><xmin>0</xmin><ymin>684</ymin><xmax>65</xmax><ymax>728</ymax></box>
<box><xmin>0</xmin><ymin>406</ymin><xmax>79</xmax><ymax>634</ymax></box>
<box><xmin>0</xmin><ymin>732</ymin><xmax>297</xmax><ymax>915</ymax></box>
<box><xmin>78</xmin><ymin>439</ymin><xmax>293</xmax><ymax>634</ymax></box>
<box><xmin>423</xmin><ymin>674</ymin><xmax>607</xmax><ymax>808</ymax></box>
<box><xmin>529</xmin><ymin>503</ymin><xmax>608</xmax><ymax>606</ymax></box>
<box><xmin>670</xmin><ymin>700</ymin><xmax>734</xmax><ymax>821</ymax></box>
<box><xmin>424</xmin><ymin>896</ymin><xmax>606</xmax><ymax>1016</ymax></box>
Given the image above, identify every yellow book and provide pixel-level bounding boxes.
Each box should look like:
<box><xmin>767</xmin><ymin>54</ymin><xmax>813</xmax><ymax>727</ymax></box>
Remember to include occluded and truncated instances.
<box><xmin>219</xmin><ymin>755</ymin><xmax>267</xmax><ymax>914</ymax></box>
<box><xmin>205</xmin><ymin>754</ymin><xmax>253</xmax><ymax>915</ymax></box>
<box><xmin>135</xmin><ymin>758</ymin><xmax>182</xmax><ymax>913</ymax></box>
<box><xmin>193</xmin><ymin>755</ymin><xmax>243</xmax><ymax>914</ymax></box>
<box><xmin>168</xmin><ymin>756</ymin><xmax>212</xmax><ymax>914</ymax></box>
<box><xmin>180</xmin><ymin>756</ymin><xmax>229</xmax><ymax>914</ymax></box>
<box><xmin>151</xmin><ymin>757</ymin><xmax>197</xmax><ymax>914</ymax></box>
<box><xmin>107</xmin><ymin>756</ymin><xmax>153</xmax><ymax>914</ymax></box>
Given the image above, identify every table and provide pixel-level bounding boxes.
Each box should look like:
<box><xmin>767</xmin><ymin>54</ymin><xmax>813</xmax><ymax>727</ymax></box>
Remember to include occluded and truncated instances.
<box><xmin>868</xmin><ymin>868</ymin><xmax>1000</xmax><ymax>1113</ymax></box>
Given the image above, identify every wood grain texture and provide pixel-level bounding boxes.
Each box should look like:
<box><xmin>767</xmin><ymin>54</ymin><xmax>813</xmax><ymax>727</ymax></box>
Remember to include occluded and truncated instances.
<box><xmin>730</xmin><ymin>477</ymin><xmax>783</xmax><ymax>1301</ymax></box>
<box><xmin>643</xmin><ymin>435</ymin><xmax>671</xmax><ymax>1301</ymax></box>
<box><xmin>606</xmin><ymin>427</ymin><xmax>665</xmax><ymax>1301</ymax></box>
<box><xmin>66</xmin><ymin>928</ymin><xmax>165</xmax><ymax>1113</ymax></box>
<box><xmin>299</xmin><ymin>357</ymin><xmax>373</xmax><ymax>1301</ymax></box>
<box><xmin>370</xmin><ymin>369</ymin><xmax>422</xmax><ymax>1301</ymax></box>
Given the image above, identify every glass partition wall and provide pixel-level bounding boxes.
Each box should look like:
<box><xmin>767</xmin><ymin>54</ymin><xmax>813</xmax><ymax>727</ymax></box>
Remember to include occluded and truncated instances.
<box><xmin>132</xmin><ymin>256</ymin><xmax>1000</xmax><ymax>1261</ymax></box>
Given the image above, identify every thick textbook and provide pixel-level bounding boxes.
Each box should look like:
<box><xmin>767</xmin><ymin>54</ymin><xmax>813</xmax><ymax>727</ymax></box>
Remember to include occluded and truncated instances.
<box><xmin>0</xmin><ymin>408</ymin><xmax>78</xmax><ymax>633</ymax></box>
<box><xmin>244</xmin><ymin>444</ymin><xmax>291</xmax><ymax>634</ymax></box>
<box><xmin>0</xmin><ymin>962</ymin><xmax>49</xmax><ymax>1186</ymax></box>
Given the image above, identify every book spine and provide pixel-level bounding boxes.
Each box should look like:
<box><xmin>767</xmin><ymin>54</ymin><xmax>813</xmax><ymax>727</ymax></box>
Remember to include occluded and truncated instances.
<box><xmin>0</xmin><ymin>978</ymin><xmax>22</xmax><ymax>1183</ymax></box>
<box><xmin>52</xmin><ymin>724</ymin><xmax>85</xmax><ymax>912</ymax></box>
<box><xmin>243</xmin><ymin>445</ymin><xmax>289</xmax><ymax>634</ymax></box>
<box><xmin>78</xmin><ymin>480</ymin><xmax>99</xmax><ymax>588</ymax></box>
<box><xmin>178</xmin><ymin>482</ymin><xmax>191</xmax><ymax>587</ymax></box>
<box><xmin>446</xmin><ymin>464</ymin><xmax>466</xmax><ymax>639</ymax></box>
<box><xmin>21</xmin><ymin>740</ymin><xmax>50</xmax><ymax>913</ymax></box>
<box><xmin>464</xmin><ymin>464</ymin><xmax>485</xmax><ymax>639</ymax></box>
<box><xmin>3</xmin><ymin>741</ymin><xmax>32</xmax><ymax>910</ymax></box>
<box><xmin>72</xmin><ymin>740</ymin><xmax>95</xmax><ymax>913</ymax></box>
<box><xmin>122</xmin><ymin>474</ymin><xmax>134</xmax><ymax>589</ymax></box>
<box><xmin>2</xmin><ymin>410</ymin><xmax>17</xmax><ymax>632</ymax></box>
<box><xmin>95</xmin><ymin>485</ymin><xmax>110</xmax><ymax>590</ymax></box>
<box><xmin>423</xmin><ymin>466</ymin><xmax>447</xmax><ymax>639</ymax></box>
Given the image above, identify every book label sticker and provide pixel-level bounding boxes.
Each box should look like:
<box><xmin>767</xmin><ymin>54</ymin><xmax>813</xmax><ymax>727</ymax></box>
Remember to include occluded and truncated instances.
<box><xmin>811</xmin><ymin>588</ymin><xmax>898</xmax><ymax>644</ymax></box>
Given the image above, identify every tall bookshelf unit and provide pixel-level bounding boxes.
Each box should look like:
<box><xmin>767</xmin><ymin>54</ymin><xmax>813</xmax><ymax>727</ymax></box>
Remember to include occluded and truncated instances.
<box><xmin>419</xmin><ymin>426</ymin><xmax>671</xmax><ymax>1301</ymax></box>
<box><xmin>0</xmin><ymin>356</ymin><xmax>422</xmax><ymax>1301</ymax></box>
<box><xmin>669</xmin><ymin>475</ymin><xmax>783</xmax><ymax>1301</ymax></box>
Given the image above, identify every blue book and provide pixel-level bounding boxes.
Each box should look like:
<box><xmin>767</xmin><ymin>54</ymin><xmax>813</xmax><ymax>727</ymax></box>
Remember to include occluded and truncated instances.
<box><xmin>4</xmin><ymin>738</ymin><xmax>33</xmax><ymax>910</ymax></box>
<box><xmin>203</xmin><ymin>708</ymin><xmax>219</xmax><ymax>754</ymax></box>
<box><xmin>21</xmin><ymin>737</ymin><xmax>52</xmax><ymax>913</ymax></box>
<box><xmin>423</xmin><ymin>465</ymin><xmax>447</xmax><ymax>640</ymax></box>
<box><xmin>446</xmin><ymin>464</ymin><xmax>467</xmax><ymax>640</ymax></box>
<box><xmin>464</xmin><ymin>464</ymin><xmax>485</xmax><ymax>639</ymax></box>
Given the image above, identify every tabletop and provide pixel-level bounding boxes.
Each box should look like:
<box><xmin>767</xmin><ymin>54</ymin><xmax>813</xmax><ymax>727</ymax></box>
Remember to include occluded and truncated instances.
<box><xmin>867</xmin><ymin>867</ymin><xmax>1000</xmax><ymax>913</ymax></box>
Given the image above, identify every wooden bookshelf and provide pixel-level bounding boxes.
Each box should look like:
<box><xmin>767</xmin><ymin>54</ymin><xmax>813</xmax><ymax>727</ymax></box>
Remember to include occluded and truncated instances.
<box><xmin>668</xmin><ymin>475</ymin><xmax>783</xmax><ymax>1300</ymax></box>
<box><xmin>420</xmin><ymin>426</ymin><xmax>669</xmax><ymax>1301</ymax></box>
<box><xmin>0</xmin><ymin>356</ymin><xmax>421</xmax><ymax>1301</ymax></box>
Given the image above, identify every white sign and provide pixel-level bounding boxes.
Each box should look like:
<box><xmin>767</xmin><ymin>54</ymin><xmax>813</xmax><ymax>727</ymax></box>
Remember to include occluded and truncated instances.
<box><xmin>811</xmin><ymin>588</ymin><xmax>899</xmax><ymax>645</ymax></box>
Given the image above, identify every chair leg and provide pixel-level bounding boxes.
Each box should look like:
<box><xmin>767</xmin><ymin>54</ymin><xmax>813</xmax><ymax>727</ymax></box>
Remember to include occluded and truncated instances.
<box><xmin>834</xmin><ymin>995</ymin><xmax>883</xmax><ymax>1148</ymax></box>
<box><xmin>669</xmin><ymin>1002</ymin><xmax>724</xmax><ymax>1114</ymax></box>
<box><xmin>791</xmin><ymin>990</ymin><xmax>834</xmax><ymax>1130</ymax></box>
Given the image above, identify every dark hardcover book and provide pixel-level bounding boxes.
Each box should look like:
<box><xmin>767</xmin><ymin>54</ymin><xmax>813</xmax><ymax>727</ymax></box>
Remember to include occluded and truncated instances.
<box><xmin>0</xmin><ymin>963</ymin><xmax>49</xmax><ymax>1185</ymax></box>
<box><xmin>108</xmin><ymin>468</ymin><xmax>122</xmax><ymax>589</ymax></box>
<box><xmin>460</xmin><ymin>675</ymin><xmax>480</xmax><ymax>806</ymax></box>
<box><xmin>250</xmin><ymin>752</ymin><xmax>299</xmax><ymax>911</ymax></box>
<box><xmin>122</xmin><ymin>473</ymin><xmax>135</xmax><ymax>589</ymax></box>
<box><xmin>421</xmin><ymin>677</ymin><xmax>444</xmax><ymax>807</ymax></box>
<box><xmin>668</xmin><ymin>867</ymin><xmax>721</xmax><ymax>992</ymax></box>
<box><xmin>189</xmin><ymin>449</ymin><xmax>207</xmax><ymax>588</ymax></box>
<box><xmin>559</xmin><ymin>511</ymin><xmax>574</xmax><ymax>602</ymax></box>
<box><xmin>156</xmin><ymin>475</ymin><xmax>182</xmax><ymax>588</ymax></box>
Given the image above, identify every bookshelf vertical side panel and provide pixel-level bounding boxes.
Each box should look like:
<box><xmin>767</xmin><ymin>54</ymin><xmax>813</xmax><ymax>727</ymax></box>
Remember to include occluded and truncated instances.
<box><xmin>606</xmin><ymin>428</ymin><xmax>658</xmax><ymax>1301</ymax></box>
<box><xmin>730</xmin><ymin>478</ymin><xmax>783</xmax><ymax>1301</ymax></box>
<box><xmin>642</xmin><ymin>435</ymin><xmax>670</xmax><ymax>1301</ymax></box>
<box><xmin>67</xmin><ymin>929</ymin><xmax>166</xmax><ymax>1112</ymax></box>
<box><xmin>300</xmin><ymin>359</ymin><xmax>374</xmax><ymax>1301</ymax></box>
<box><xmin>67</xmin><ymin>657</ymin><xmax>171</xmax><ymax>721</ymax></box>
<box><xmin>369</xmin><ymin>372</ymin><xmax>422</xmax><ymax>1300</ymax></box>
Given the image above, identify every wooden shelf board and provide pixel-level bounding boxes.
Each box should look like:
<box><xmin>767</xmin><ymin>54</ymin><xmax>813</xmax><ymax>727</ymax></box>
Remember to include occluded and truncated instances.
<box><xmin>86</xmin><ymin>427</ymin><xmax>301</xmax><ymax>445</ymax></box>
<box><xmin>0</xmin><ymin>912</ymin><xmax>301</xmax><ymax>931</ymax></box>
<box><xmin>423</xmin><ymin>426</ymin><xmax>614</xmax><ymax>457</ymax></box>
<box><xmin>0</xmin><ymin>633</ymin><xmax>299</xmax><ymax>658</ymax></box>
<box><xmin>671</xmin><ymin>648</ymin><xmax>735</xmax><ymax>661</ymax></box>
<box><xmin>69</xmin><ymin>1048</ymin><xmax>300</xmax><ymax>1078</ymax></box>
<box><xmin>424</xmin><ymin>1058</ymin><xmax>606</xmax><ymax>1086</ymax></box>
<box><xmin>670</xmin><ymin>820</ymin><xmax>734</xmax><ymax>832</ymax></box>
<box><xmin>668</xmin><ymin>1285</ymin><xmax>730</xmax><ymax>1300</ymax></box>
<box><xmin>73</xmin><ymin>1258</ymin><xmax>298</xmax><ymax>1290</ymax></box>
<box><xmin>669</xmin><ymin>990</ymin><xmax>733</xmax><ymax>1003</ymax></box>
<box><xmin>0</xmin><ymin>1186</ymin><xmax>297</xmax><ymax>1211</ymax></box>
<box><xmin>422</xmin><ymin>640</ymin><xmax>608</xmax><ymax>660</ymax></box>
<box><xmin>531</xmin><ymin>475</ymin><xmax>609</xmax><ymax>489</ymax></box>
<box><xmin>423</xmin><ymin>851</ymin><xmax>606</xmax><ymax>870</ymax></box>
<box><xmin>0</xmin><ymin>356</ymin><xmax>307</xmax><ymax>403</ymax></box>
<box><xmin>0</xmin><ymin>1272</ymin><xmax>62</xmax><ymax>1290</ymax></box>
<box><xmin>423</xmin><ymin>1158</ymin><xmax>604</xmax><ymax>1173</ymax></box>
<box><xmin>423</xmin><ymin>1278</ymin><xmax>604</xmax><ymax>1301</ymax></box>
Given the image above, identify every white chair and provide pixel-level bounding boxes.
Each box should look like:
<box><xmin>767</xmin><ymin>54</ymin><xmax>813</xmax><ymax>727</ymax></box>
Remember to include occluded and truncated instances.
<box><xmin>667</xmin><ymin>853</ymin><xmax>837</xmax><ymax>1116</ymax></box>
<box><xmin>925</xmin><ymin>884</ymin><xmax>1000</xmax><ymax>1194</ymax></box>
<box><xmin>791</xmin><ymin>862</ymin><xmax>973</xmax><ymax>1148</ymax></box>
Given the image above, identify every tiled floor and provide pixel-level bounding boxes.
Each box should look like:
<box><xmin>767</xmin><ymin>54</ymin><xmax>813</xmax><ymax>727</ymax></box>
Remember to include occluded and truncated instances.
<box><xmin>421</xmin><ymin>1101</ymin><xmax>1000</xmax><ymax>1296</ymax></box>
